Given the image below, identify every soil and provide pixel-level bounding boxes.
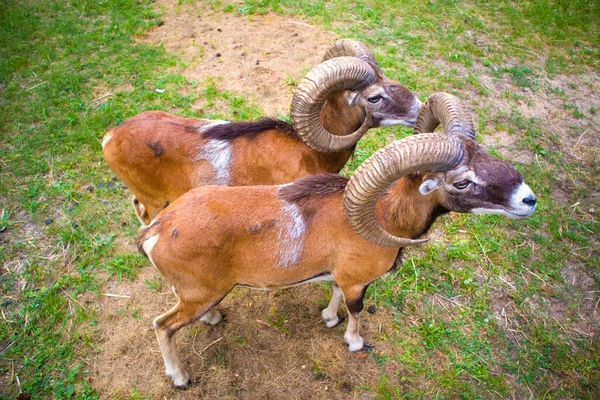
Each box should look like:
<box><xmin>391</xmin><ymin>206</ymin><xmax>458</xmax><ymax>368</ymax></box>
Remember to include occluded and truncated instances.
<box><xmin>89</xmin><ymin>266</ymin><xmax>410</xmax><ymax>399</ymax></box>
<box><xmin>87</xmin><ymin>0</ymin><xmax>600</xmax><ymax>397</ymax></box>
<box><xmin>141</xmin><ymin>0</ymin><xmax>335</xmax><ymax>116</ymax></box>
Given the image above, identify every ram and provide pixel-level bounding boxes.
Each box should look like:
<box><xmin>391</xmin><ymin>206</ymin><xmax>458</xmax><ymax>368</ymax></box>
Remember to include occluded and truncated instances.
<box><xmin>102</xmin><ymin>39</ymin><xmax>421</xmax><ymax>225</ymax></box>
<box><xmin>136</xmin><ymin>92</ymin><xmax>537</xmax><ymax>388</ymax></box>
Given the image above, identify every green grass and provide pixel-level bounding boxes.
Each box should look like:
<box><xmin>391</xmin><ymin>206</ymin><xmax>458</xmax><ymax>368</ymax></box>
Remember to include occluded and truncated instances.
<box><xmin>1</xmin><ymin>0</ymin><xmax>599</xmax><ymax>398</ymax></box>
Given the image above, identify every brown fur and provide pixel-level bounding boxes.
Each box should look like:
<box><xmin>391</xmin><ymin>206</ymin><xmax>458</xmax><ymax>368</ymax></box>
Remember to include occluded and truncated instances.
<box><xmin>102</xmin><ymin>112</ymin><xmax>357</xmax><ymax>225</ymax></box>
<box><xmin>375</xmin><ymin>178</ymin><xmax>448</xmax><ymax>239</ymax></box>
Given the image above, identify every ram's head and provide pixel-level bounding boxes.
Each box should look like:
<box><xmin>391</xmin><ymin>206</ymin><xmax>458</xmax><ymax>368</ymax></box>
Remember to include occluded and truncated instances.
<box><xmin>291</xmin><ymin>39</ymin><xmax>421</xmax><ymax>152</ymax></box>
<box><xmin>344</xmin><ymin>92</ymin><xmax>537</xmax><ymax>247</ymax></box>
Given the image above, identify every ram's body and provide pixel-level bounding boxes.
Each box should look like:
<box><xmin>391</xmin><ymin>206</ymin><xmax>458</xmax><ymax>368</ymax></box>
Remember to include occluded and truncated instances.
<box><xmin>103</xmin><ymin>116</ymin><xmax>355</xmax><ymax>223</ymax></box>
<box><xmin>138</xmin><ymin>174</ymin><xmax>434</xmax><ymax>389</ymax></box>
<box><xmin>139</xmin><ymin>175</ymin><xmax>399</xmax><ymax>296</ymax></box>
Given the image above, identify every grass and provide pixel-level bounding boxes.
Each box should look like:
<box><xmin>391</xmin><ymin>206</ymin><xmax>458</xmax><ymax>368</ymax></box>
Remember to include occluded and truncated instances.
<box><xmin>1</xmin><ymin>0</ymin><xmax>598</xmax><ymax>398</ymax></box>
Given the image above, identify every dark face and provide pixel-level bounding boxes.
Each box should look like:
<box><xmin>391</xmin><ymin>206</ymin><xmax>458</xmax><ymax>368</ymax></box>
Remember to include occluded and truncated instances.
<box><xmin>419</xmin><ymin>141</ymin><xmax>537</xmax><ymax>219</ymax></box>
<box><xmin>354</xmin><ymin>80</ymin><xmax>422</xmax><ymax>128</ymax></box>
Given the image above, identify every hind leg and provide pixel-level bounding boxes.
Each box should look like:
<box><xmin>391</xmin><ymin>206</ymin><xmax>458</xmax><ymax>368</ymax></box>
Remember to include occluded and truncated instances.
<box><xmin>154</xmin><ymin>296</ymin><xmax>226</xmax><ymax>389</ymax></box>
<box><xmin>322</xmin><ymin>284</ymin><xmax>343</xmax><ymax>328</ymax></box>
<box><xmin>133</xmin><ymin>197</ymin><xmax>171</xmax><ymax>226</ymax></box>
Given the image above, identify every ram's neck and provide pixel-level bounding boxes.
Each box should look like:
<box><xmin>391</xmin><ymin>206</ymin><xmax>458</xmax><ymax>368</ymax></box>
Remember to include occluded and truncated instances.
<box><xmin>320</xmin><ymin>94</ymin><xmax>365</xmax><ymax>136</ymax></box>
<box><xmin>374</xmin><ymin>176</ymin><xmax>448</xmax><ymax>240</ymax></box>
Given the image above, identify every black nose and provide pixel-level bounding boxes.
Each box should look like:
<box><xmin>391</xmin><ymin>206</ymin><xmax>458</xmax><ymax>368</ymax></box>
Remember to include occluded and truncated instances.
<box><xmin>523</xmin><ymin>195</ymin><xmax>537</xmax><ymax>206</ymax></box>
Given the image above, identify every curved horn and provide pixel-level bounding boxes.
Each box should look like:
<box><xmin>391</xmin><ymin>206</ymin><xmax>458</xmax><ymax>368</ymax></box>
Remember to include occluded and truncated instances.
<box><xmin>291</xmin><ymin>57</ymin><xmax>376</xmax><ymax>152</ymax></box>
<box><xmin>344</xmin><ymin>133</ymin><xmax>464</xmax><ymax>247</ymax></box>
<box><xmin>321</xmin><ymin>39</ymin><xmax>383</xmax><ymax>80</ymax></box>
<box><xmin>413</xmin><ymin>92</ymin><xmax>476</xmax><ymax>140</ymax></box>
<box><xmin>321</xmin><ymin>39</ymin><xmax>377</xmax><ymax>65</ymax></box>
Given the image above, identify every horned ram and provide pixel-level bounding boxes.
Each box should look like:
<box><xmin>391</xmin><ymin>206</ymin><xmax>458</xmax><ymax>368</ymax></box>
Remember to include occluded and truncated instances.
<box><xmin>136</xmin><ymin>92</ymin><xmax>537</xmax><ymax>388</ymax></box>
<box><xmin>102</xmin><ymin>39</ymin><xmax>421</xmax><ymax>225</ymax></box>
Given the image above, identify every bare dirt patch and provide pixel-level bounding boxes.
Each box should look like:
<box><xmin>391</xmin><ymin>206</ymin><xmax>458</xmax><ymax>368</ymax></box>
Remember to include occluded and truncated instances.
<box><xmin>141</xmin><ymin>0</ymin><xmax>335</xmax><ymax>116</ymax></box>
<box><xmin>481</xmin><ymin>130</ymin><xmax>535</xmax><ymax>164</ymax></box>
<box><xmin>90</xmin><ymin>267</ymin><xmax>403</xmax><ymax>398</ymax></box>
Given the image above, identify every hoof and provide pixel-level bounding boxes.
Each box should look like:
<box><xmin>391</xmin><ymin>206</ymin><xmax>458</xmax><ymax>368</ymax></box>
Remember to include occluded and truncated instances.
<box><xmin>200</xmin><ymin>310</ymin><xmax>223</xmax><ymax>326</ymax></box>
<box><xmin>345</xmin><ymin>335</ymin><xmax>364</xmax><ymax>352</ymax></box>
<box><xmin>172</xmin><ymin>375</ymin><xmax>192</xmax><ymax>390</ymax></box>
<box><xmin>175</xmin><ymin>381</ymin><xmax>191</xmax><ymax>390</ymax></box>
<box><xmin>175</xmin><ymin>375</ymin><xmax>199</xmax><ymax>390</ymax></box>
<box><xmin>361</xmin><ymin>343</ymin><xmax>374</xmax><ymax>352</ymax></box>
<box><xmin>325</xmin><ymin>315</ymin><xmax>345</xmax><ymax>328</ymax></box>
<box><xmin>348</xmin><ymin>341</ymin><xmax>363</xmax><ymax>352</ymax></box>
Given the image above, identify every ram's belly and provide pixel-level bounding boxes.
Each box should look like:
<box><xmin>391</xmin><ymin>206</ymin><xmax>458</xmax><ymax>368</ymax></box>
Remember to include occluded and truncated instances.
<box><xmin>237</xmin><ymin>271</ymin><xmax>334</xmax><ymax>290</ymax></box>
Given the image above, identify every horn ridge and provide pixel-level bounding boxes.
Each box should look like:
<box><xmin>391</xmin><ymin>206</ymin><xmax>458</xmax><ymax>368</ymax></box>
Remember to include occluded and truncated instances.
<box><xmin>321</xmin><ymin>39</ymin><xmax>377</xmax><ymax>65</ymax></box>
<box><xmin>291</xmin><ymin>57</ymin><xmax>376</xmax><ymax>152</ymax></box>
<box><xmin>413</xmin><ymin>92</ymin><xmax>476</xmax><ymax>140</ymax></box>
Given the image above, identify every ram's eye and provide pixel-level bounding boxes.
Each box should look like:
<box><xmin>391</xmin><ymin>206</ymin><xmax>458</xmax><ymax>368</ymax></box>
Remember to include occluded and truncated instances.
<box><xmin>367</xmin><ymin>95</ymin><xmax>383</xmax><ymax>103</ymax></box>
<box><xmin>453</xmin><ymin>179</ymin><xmax>471</xmax><ymax>190</ymax></box>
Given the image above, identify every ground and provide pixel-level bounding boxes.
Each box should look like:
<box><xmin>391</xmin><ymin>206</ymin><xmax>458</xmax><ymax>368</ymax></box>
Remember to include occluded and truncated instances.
<box><xmin>1</xmin><ymin>0</ymin><xmax>598</xmax><ymax>398</ymax></box>
<box><xmin>83</xmin><ymin>1</ymin><xmax>600</xmax><ymax>398</ymax></box>
<box><xmin>143</xmin><ymin>0</ymin><xmax>335</xmax><ymax>116</ymax></box>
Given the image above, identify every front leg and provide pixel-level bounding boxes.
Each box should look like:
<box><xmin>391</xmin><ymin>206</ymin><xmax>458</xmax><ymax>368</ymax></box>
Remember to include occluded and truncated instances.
<box><xmin>321</xmin><ymin>284</ymin><xmax>343</xmax><ymax>328</ymax></box>
<box><xmin>341</xmin><ymin>284</ymin><xmax>370</xmax><ymax>352</ymax></box>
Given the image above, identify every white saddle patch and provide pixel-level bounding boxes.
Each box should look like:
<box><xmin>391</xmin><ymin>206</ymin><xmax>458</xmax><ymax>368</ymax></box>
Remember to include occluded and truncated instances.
<box><xmin>193</xmin><ymin>120</ymin><xmax>232</xmax><ymax>185</ymax></box>
<box><xmin>196</xmin><ymin>139</ymin><xmax>232</xmax><ymax>185</ymax></box>
<box><xmin>277</xmin><ymin>201</ymin><xmax>306</xmax><ymax>267</ymax></box>
<box><xmin>194</xmin><ymin>120</ymin><xmax>230</xmax><ymax>134</ymax></box>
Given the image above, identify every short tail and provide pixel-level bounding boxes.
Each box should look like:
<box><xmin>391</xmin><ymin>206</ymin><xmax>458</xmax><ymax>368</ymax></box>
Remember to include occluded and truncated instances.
<box><xmin>136</xmin><ymin>226</ymin><xmax>150</xmax><ymax>258</ymax></box>
<box><xmin>136</xmin><ymin>220</ymin><xmax>162</xmax><ymax>258</ymax></box>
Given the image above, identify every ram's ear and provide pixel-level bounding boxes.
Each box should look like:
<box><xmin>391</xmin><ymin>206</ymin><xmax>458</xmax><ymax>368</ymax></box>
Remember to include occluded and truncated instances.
<box><xmin>419</xmin><ymin>178</ymin><xmax>439</xmax><ymax>195</ymax></box>
<box><xmin>344</xmin><ymin>91</ymin><xmax>360</xmax><ymax>106</ymax></box>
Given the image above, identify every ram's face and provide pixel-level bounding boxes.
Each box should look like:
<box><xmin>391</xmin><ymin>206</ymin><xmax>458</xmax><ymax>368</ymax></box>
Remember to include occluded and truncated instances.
<box><xmin>348</xmin><ymin>79</ymin><xmax>422</xmax><ymax>128</ymax></box>
<box><xmin>419</xmin><ymin>140</ymin><xmax>537</xmax><ymax>219</ymax></box>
